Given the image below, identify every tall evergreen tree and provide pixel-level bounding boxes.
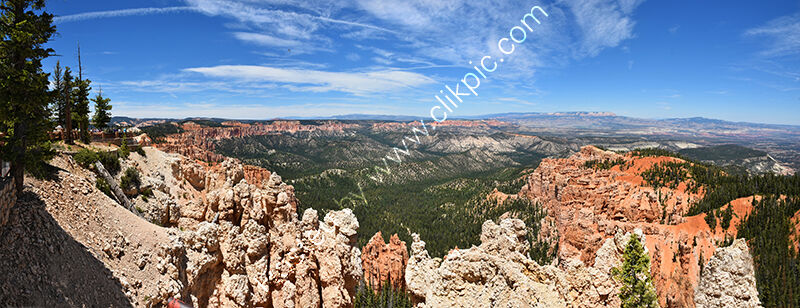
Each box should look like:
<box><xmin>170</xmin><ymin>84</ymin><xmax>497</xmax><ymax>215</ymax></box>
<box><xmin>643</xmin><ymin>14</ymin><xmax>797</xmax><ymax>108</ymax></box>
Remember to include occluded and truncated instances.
<box><xmin>91</xmin><ymin>88</ymin><xmax>112</xmax><ymax>131</ymax></box>
<box><xmin>73</xmin><ymin>44</ymin><xmax>91</xmax><ymax>143</ymax></box>
<box><xmin>61</xmin><ymin>66</ymin><xmax>74</xmax><ymax>144</ymax></box>
<box><xmin>0</xmin><ymin>0</ymin><xmax>57</xmax><ymax>196</ymax></box>
<box><xmin>50</xmin><ymin>60</ymin><xmax>65</xmax><ymax>126</ymax></box>
<box><xmin>612</xmin><ymin>234</ymin><xmax>660</xmax><ymax>308</ymax></box>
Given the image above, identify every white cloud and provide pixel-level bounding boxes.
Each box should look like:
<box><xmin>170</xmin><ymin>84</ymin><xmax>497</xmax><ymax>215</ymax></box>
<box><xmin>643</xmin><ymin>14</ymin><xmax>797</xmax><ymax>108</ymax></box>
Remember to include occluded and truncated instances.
<box><xmin>233</xmin><ymin>32</ymin><xmax>301</xmax><ymax>47</ymax></box>
<box><xmin>745</xmin><ymin>13</ymin><xmax>800</xmax><ymax>58</ymax></box>
<box><xmin>565</xmin><ymin>0</ymin><xmax>643</xmax><ymax>57</ymax></box>
<box><xmin>356</xmin><ymin>0</ymin><xmax>434</xmax><ymax>29</ymax></box>
<box><xmin>184</xmin><ymin>0</ymin><xmax>399</xmax><ymax>38</ymax></box>
<box><xmin>183</xmin><ymin>65</ymin><xmax>435</xmax><ymax>95</ymax></box>
<box><xmin>54</xmin><ymin>7</ymin><xmax>198</xmax><ymax>23</ymax></box>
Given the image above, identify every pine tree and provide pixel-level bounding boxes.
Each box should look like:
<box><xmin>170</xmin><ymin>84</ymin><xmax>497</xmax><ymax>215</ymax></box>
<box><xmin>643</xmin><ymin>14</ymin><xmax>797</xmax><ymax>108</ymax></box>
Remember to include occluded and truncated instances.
<box><xmin>50</xmin><ymin>61</ymin><xmax>66</xmax><ymax>127</ymax></box>
<box><xmin>612</xmin><ymin>234</ymin><xmax>660</xmax><ymax>308</ymax></box>
<box><xmin>119</xmin><ymin>135</ymin><xmax>129</xmax><ymax>158</ymax></box>
<box><xmin>61</xmin><ymin>66</ymin><xmax>74</xmax><ymax>144</ymax></box>
<box><xmin>72</xmin><ymin>44</ymin><xmax>91</xmax><ymax>144</ymax></box>
<box><xmin>0</xmin><ymin>0</ymin><xmax>57</xmax><ymax>196</ymax></box>
<box><xmin>91</xmin><ymin>88</ymin><xmax>112</xmax><ymax>131</ymax></box>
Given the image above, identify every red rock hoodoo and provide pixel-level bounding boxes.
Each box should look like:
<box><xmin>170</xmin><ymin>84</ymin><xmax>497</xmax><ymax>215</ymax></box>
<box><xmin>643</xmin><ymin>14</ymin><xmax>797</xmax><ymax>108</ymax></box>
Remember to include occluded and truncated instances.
<box><xmin>361</xmin><ymin>232</ymin><xmax>409</xmax><ymax>291</ymax></box>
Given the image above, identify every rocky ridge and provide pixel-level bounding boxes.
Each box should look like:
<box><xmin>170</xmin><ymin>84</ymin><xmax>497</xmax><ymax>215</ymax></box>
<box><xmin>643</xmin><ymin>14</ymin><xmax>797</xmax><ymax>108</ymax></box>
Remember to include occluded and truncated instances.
<box><xmin>405</xmin><ymin>217</ymin><xmax>653</xmax><ymax>308</ymax></box>
<box><xmin>129</xmin><ymin>147</ymin><xmax>364</xmax><ymax>307</ymax></box>
<box><xmin>694</xmin><ymin>238</ymin><xmax>761</xmax><ymax>308</ymax></box>
<box><xmin>520</xmin><ymin>146</ymin><xmax>757</xmax><ymax>307</ymax></box>
<box><xmin>156</xmin><ymin>121</ymin><xmax>360</xmax><ymax>162</ymax></box>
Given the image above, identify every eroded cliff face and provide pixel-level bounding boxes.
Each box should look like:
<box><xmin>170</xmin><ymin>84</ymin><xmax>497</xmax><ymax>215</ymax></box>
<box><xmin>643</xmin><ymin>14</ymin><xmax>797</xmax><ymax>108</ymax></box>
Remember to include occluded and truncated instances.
<box><xmin>520</xmin><ymin>146</ymin><xmax>757</xmax><ymax>307</ymax></box>
<box><xmin>156</xmin><ymin>121</ymin><xmax>360</xmax><ymax>162</ymax></box>
<box><xmin>125</xmin><ymin>147</ymin><xmax>363</xmax><ymax>307</ymax></box>
<box><xmin>361</xmin><ymin>232</ymin><xmax>409</xmax><ymax>291</ymax></box>
<box><xmin>405</xmin><ymin>218</ymin><xmax>652</xmax><ymax>308</ymax></box>
<box><xmin>694</xmin><ymin>239</ymin><xmax>761</xmax><ymax>308</ymax></box>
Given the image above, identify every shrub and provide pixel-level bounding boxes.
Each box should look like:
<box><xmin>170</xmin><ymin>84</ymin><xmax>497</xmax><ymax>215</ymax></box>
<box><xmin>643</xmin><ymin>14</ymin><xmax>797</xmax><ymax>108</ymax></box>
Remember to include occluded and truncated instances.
<box><xmin>98</xmin><ymin>151</ymin><xmax>121</xmax><ymax>175</ymax></box>
<box><xmin>135</xmin><ymin>146</ymin><xmax>146</xmax><ymax>157</ymax></box>
<box><xmin>95</xmin><ymin>177</ymin><xmax>113</xmax><ymax>198</ymax></box>
<box><xmin>119</xmin><ymin>137</ymin><xmax>130</xmax><ymax>158</ymax></box>
<box><xmin>120</xmin><ymin>167</ymin><xmax>141</xmax><ymax>191</ymax></box>
<box><xmin>74</xmin><ymin>148</ymin><xmax>121</xmax><ymax>175</ymax></box>
<box><xmin>74</xmin><ymin>148</ymin><xmax>99</xmax><ymax>169</ymax></box>
<box><xmin>140</xmin><ymin>187</ymin><xmax>154</xmax><ymax>197</ymax></box>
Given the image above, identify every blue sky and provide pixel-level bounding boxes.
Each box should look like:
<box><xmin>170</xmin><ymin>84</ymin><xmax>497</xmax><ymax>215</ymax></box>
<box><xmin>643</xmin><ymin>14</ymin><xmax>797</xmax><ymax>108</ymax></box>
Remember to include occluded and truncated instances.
<box><xmin>43</xmin><ymin>0</ymin><xmax>800</xmax><ymax>125</ymax></box>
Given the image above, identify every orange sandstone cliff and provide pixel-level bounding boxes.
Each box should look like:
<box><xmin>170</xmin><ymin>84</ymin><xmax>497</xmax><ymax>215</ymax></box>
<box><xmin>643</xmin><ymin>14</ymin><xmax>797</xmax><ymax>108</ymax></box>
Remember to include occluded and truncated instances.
<box><xmin>361</xmin><ymin>232</ymin><xmax>409</xmax><ymax>291</ymax></box>
<box><xmin>520</xmin><ymin>146</ymin><xmax>755</xmax><ymax>308</ymax></box>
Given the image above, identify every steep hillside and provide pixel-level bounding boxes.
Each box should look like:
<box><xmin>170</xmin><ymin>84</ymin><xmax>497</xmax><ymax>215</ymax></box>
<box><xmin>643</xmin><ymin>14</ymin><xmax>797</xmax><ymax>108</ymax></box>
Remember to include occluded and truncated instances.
<box><xmin>1</xmin><ymin>148</ymin><xmax>364</xmax><ymax>307</ymax></box>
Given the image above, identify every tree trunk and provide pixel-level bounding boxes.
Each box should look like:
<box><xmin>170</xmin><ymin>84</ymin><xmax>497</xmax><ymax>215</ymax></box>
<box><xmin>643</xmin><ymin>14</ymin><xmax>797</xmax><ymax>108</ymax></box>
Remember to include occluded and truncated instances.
<box><xmin>94</xmin><ymin>161</ymin><xmax>142</xmax><ymax>218</ymax></box>
<box><xmin>65</xmin><ymin>102</ymin><xmax>73</xmax><ymax>145</ymax></box>
<box><xmin>11</xmin><ymin>120</ymin><xmax>27</xmax><ymax>198</ymax></box>
<box><xmin>12</xmin><ymin>162</ymin><xmax>24</xmax><ymax>198</ymax></box>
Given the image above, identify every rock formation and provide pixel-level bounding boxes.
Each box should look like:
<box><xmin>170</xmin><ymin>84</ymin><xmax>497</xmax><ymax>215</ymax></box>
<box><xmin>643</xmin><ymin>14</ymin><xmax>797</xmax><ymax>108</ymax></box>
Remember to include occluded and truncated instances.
<box><xmin>361</xmin><ymin>232</ymin><xmax>409</xmax><ymax>290</ymax></box>
<box><xmin>694</xmin><ymin>239</ymin><xmax>762</xmax><ymax>308</ymax></box>
<box><xmin>44</xmin><ymin>146</ymin><xmax>367</xmax><ymax>307</ymax></box>
<box><xmin>156</xmin><ymin>121</ymin><xmax>360</xmax><ymax>163</ymax></box>
<box><xmin>147</xmin><ymin>154</ymin><xmax>363</xmax><ymax>307</ymax></box>
<box><xmin>520</xmin><ymin>146</ymin><xmax>756</xmax><ymax>307</ymax></box>
<box><xmin>406</xmin><ymin>218</ymin><xmax>653</xmax><ymax>308</ymax></box>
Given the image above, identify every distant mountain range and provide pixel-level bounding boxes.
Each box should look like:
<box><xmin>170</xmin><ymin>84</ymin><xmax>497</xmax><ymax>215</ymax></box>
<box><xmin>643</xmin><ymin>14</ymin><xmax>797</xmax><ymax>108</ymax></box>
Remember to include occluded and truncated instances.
<box><xmin>112</xmin><ymin>112</ymin><xmax>800</xmax><ymax>130</ymax></box>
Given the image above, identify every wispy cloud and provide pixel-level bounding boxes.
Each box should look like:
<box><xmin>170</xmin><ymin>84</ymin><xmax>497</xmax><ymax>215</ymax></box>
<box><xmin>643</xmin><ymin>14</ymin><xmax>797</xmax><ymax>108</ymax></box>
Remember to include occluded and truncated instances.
<box><xmin>54</xmin><ymin>7</ymin><xmax>199</xmax><ymax>23</ymax></box>
<box><xmin>745</xmin><ymin>13</ymin><xmax>800</xmax><ymax>58</ymax></box>
<box><xmin>185</xmin><ymin>0</ymin><xmax>399</xmax><ymax>38</ymax></box>
<box><xmin>497</xmin><ymin>97</ymin><xmax>538</xmax><ymax>106</ymax></box>
<box><xmin>233</xmin><ymin>32</ymin><xmax>300</xmax><ymax>47</ymax></box>
<box><xmin>183</xmin><ymin>65</ymin><xmax>436</xmax><ymax>95</ymax></box>
<box><xmin>565</xmin><ymin>0</ymin><xmax>644</xmax><ymax>57</ymax></box>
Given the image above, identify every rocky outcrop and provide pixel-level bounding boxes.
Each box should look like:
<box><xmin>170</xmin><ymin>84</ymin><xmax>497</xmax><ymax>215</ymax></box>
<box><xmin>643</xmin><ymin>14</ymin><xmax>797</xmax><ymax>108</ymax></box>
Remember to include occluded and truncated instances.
<box><xmin>406</xmin><ymin>218</ymin><xmax>651</xmax><ymax>308</ymax></box>
<box><xmin>406</xmin><ymin>219</ymin><xmax>566</xmax><ymax>307</ymax></box>
<box><xmin>122</xmin><ymin>148</ymin><xmax>363</xmax><ymax>307</ymax></box>
<box><xmin>521</xmin><ymin>146</ymin><xmax>746</xmax><ymax>307</ymax></box>
<box><xmin>694</xmin><ymin>239</ymin><xmax>761</xmax><ymax>308</ymax></box>
<box><xmin>361</xmin><ymin>232</ymin><xmax>409</xmax><ymax>290</ymax></box>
